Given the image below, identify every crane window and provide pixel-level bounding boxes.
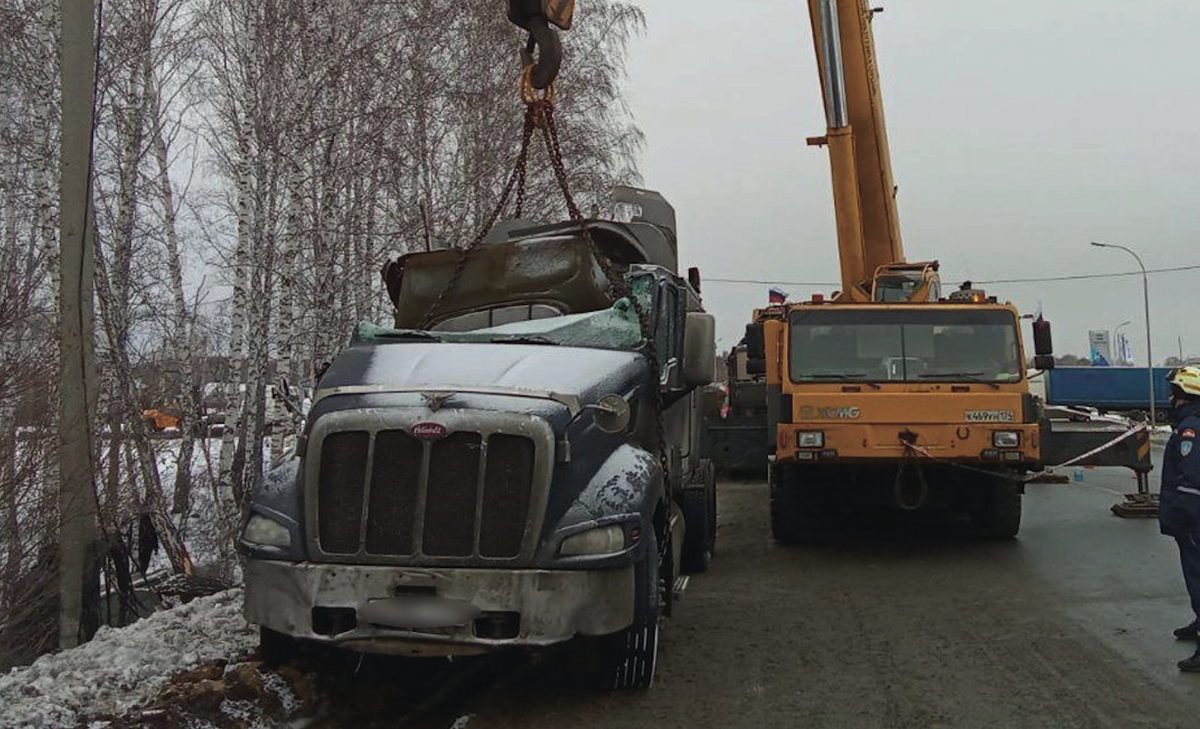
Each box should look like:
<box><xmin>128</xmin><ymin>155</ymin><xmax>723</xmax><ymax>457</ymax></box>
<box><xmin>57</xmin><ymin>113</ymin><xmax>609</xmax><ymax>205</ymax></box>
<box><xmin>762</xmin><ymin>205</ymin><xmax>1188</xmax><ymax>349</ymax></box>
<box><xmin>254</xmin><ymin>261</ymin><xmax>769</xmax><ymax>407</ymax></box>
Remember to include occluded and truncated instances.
<box><xmin>788</xmin><ymin>309</ymin><xmax>1022</xmax><ymax>383</ymax></box>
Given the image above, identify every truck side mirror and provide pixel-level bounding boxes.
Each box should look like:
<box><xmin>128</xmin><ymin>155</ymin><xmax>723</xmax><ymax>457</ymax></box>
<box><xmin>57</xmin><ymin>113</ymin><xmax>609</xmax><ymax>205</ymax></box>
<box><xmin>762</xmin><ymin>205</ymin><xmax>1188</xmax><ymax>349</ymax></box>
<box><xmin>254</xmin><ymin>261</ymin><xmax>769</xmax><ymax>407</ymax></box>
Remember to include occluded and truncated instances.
<box><xmin>744</xmin><ymin>322</ymin><xmax>767</xmax><ymax>375</ymax></box>
<box><xmin>745</xmin><ymin>323</ymin><xmax>765</xmax><ymax>360</ymax></box>
<box><xmin>1032</xmin><ymin>316</ymin><xmax>1053</xmax><ymax>355</ymax></box>
<box><xmin>687</xmin><ymin>266</ymin><xmax>702</xmax><ymax>294</ymax></box>
<box><xmin>683</xmin><ymin>312</ymin><xmax>716</xmax><ymax>386</ymax></box>
<box><xmin>1032</xmin><ymin>316</ymin><xmax>1054</xmax><ymax>370</ymax></box>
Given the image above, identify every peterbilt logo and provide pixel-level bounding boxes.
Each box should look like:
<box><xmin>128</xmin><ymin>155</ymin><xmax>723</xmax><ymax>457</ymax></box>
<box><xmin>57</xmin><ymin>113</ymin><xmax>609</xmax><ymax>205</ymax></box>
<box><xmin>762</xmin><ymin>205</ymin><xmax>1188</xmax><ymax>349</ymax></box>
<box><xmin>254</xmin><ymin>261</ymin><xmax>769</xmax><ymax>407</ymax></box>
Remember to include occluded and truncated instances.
<box><xmin>412</xmin><ymin>422</ymin><xmax>449</xmax><ymax>440</ymax></box>
<box><xmin>799</xmin><ymin>406</ymin><xmax>862</xmax><ymax>420</ymax></box>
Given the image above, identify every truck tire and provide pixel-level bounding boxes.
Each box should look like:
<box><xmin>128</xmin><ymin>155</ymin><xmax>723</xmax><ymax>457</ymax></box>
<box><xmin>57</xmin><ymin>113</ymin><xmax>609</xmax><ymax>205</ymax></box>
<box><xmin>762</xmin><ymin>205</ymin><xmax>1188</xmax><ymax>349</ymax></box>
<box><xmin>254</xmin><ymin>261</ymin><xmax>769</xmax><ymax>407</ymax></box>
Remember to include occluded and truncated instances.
<box><xmin>971</xmin><ymin>475</ymin><xmax>1022</xmax><ymax>538</ymax></box>
<box><xmin>259</xmin><ymin>626</ymin><xmax>301</xmax><ymax>667</ymax></box>
<box><xmin>599</xmin><ymin>531</ymin><xmax>663</xmax><ymax>690</ymax></box>
<box><xmin>770</xmin><ymin>463</ymin><xmax>825</xmax><ymax>545</ymax></box>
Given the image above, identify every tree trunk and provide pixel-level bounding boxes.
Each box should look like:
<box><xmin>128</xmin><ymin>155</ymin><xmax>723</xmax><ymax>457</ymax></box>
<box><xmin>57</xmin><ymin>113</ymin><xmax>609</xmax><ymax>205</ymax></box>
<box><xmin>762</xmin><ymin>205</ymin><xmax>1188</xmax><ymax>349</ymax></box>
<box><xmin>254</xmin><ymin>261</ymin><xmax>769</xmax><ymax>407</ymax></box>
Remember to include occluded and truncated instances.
<box><xmin>217</xmin><ymin>106</ymin><xmax>254</xmax><ymax>524</ymax></box>
<box><xmin>148</xmin><ymin>78</ymin><xmax>199</xmax><ymax>515</ymax></box>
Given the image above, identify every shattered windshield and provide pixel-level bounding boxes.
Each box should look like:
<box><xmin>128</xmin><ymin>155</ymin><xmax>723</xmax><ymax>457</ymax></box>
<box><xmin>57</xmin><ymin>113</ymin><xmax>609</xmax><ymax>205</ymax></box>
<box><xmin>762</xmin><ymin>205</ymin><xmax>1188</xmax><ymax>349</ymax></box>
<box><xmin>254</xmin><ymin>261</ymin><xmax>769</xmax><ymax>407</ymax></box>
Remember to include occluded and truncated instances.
<box><xmin>358</xmin><ymin>275</ymin><xmax>654</xmax><ymax>352</ymax></box>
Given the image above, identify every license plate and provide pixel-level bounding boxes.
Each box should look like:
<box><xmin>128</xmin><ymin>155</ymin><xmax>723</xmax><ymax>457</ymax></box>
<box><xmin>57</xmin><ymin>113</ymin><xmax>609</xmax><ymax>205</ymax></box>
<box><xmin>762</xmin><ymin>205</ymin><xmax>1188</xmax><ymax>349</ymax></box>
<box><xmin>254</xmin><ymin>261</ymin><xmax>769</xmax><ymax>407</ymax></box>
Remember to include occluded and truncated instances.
<box><xmin>359</xmin><ymin>596</ymin><xmax>480</xmax><ymax>629</ymax></box>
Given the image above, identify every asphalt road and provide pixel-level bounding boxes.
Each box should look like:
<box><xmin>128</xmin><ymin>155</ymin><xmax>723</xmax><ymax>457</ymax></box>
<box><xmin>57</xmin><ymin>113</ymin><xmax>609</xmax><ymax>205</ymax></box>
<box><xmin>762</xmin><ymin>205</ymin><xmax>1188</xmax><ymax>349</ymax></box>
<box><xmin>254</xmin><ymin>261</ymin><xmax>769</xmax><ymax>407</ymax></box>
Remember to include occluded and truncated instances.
<box><xmin>404</xmin><ymin>449</ymin><xmax>1200</xmax><ymax>729</ymax></box>
<box><xmin>140</xmin><ymin>446</ymin><xmax>1198</xmax><ymax>729</ymax></box>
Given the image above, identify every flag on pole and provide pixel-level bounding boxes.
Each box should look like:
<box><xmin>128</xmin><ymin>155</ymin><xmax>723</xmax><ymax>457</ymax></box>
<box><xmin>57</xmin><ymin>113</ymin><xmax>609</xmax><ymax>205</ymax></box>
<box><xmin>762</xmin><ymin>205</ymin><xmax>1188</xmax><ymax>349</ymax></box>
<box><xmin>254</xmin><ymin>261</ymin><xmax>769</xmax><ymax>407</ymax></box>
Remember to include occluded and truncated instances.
<box><xmin>768</xmin><ymin>287</ymin><xmax>788</xmax><ymax>304</ymax></box>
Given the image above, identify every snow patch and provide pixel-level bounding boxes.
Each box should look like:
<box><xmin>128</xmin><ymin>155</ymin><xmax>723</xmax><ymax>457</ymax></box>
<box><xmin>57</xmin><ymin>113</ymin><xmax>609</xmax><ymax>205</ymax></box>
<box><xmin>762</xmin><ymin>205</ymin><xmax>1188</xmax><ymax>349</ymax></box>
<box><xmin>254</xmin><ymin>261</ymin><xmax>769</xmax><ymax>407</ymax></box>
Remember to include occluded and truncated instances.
<box><xmin>0</xmin><ymin>590</ymin><xmax>256</xmax><ymax>729</ymax></box>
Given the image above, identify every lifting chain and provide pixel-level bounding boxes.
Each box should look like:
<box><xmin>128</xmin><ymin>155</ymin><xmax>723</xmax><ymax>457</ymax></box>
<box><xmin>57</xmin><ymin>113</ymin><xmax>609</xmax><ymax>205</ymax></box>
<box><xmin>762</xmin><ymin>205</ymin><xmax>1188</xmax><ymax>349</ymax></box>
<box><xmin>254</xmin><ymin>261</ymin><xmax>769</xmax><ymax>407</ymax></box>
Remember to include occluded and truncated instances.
<box><xmin>417</xmin><ymin>100</ymin><xmax>540</xmax><ymax>330</ymax></box>
<box><xmin>420</xmin><ymin>71</ymin><xmax>675</xmax><ymax>523</ymax></box>
<box><xmin>529</xmin><ymin>87</ymin><xmax>674</xmax><ymax>504</ymax></box>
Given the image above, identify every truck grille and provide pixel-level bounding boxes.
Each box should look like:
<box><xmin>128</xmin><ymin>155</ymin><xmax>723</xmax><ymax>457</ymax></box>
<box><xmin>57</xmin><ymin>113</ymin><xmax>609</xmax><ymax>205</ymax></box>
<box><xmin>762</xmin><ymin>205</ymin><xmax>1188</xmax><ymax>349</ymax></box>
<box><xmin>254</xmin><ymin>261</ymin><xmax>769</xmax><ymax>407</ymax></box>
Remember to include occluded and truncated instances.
<box><xmin>315</xmin><ymin>427</ymin><xmax>539</xmax><ymax>562</ymax></box>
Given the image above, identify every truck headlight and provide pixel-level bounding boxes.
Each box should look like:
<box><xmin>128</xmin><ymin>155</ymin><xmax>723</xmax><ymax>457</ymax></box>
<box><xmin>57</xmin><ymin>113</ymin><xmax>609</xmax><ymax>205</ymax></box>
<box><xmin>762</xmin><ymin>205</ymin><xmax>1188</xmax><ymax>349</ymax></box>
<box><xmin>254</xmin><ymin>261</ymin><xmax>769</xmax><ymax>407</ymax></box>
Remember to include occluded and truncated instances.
<box><xmin>588</xmin><ymin>394</ymin><xmax>632</xmax><ymax>434</ymax></box>
<box><xmin>559</xmin><ymin>525</ymin><xmax>625</xmax><ymax>556</ymax></box>
<box><xmin>242</xmin><ymin>514</ymin><xmax>292</xmax><ymax>548</ymax></box>
<box><xmin>993</xmin><ymin>431</ymin><xmax>1020</xmax><ymax>448</ymax></box>
<box><xmin>797</xmin><ymin>431</ymin><xmax>824</xmax><ymax>448</ymax></box>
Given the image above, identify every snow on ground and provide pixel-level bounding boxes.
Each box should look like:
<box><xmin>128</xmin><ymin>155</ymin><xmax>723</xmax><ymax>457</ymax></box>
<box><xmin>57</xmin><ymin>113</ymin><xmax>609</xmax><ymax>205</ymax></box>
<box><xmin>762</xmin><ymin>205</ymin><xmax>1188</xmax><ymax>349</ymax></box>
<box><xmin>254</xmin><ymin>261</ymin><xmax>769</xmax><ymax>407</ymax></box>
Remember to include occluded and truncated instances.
<box><xmin>0</xmin><ymin>590</ymin><xmax>257</xmax><ymax>729</ymax></box>
<box><xmin>0</xmin><ymin>432</ymin><xmax>304</xmax><ymax>728</ymax></box>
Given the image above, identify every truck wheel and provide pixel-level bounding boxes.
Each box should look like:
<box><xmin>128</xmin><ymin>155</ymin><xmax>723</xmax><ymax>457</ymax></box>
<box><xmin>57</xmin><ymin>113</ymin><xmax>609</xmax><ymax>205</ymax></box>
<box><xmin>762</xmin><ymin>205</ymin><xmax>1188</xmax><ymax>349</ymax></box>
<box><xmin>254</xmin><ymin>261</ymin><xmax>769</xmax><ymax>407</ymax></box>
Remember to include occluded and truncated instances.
<box><xmin>770</xmin><ymin>463</ymin><xmax>825</xmax><ymax>544</ymax></box>
<box><xmin>971</xmin><ymin>475</ymin><xmax>1022</xmax><ymax>538</ymax></box>
<box><xmin>599</xmin><ymin>532</ymin><xmax>662</xmax><ymax>690</ymax></box>
<box><xmin>259</xmin><ymin>626</ymin><xmax>301</xmax><ymax>667</ymax></box>
<box><xmin>681</xmin><ymin>487</ymin><xmax>711</xmax><ymax>574</ymax></box>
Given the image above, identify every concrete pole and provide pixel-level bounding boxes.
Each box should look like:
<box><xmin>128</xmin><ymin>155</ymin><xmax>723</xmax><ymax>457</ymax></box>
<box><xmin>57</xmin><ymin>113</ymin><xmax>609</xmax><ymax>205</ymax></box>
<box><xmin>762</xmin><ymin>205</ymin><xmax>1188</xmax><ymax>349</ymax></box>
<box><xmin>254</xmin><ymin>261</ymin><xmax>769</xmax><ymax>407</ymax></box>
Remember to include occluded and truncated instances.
<box><xmin>59</xmin><ymin>0</ymin><xmax>99</xmax><ymax>649</ymax></box>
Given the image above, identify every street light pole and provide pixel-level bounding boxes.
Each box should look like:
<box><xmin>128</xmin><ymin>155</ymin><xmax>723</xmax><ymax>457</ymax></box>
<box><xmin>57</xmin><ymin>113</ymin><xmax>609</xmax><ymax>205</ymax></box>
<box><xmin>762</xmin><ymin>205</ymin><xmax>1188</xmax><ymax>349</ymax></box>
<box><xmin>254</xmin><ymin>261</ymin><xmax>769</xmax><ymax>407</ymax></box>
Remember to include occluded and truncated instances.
<box><xmin>1091</xmin><ymin>242</ymin><xmax>1156</xmax><ymax>429</ymax></box>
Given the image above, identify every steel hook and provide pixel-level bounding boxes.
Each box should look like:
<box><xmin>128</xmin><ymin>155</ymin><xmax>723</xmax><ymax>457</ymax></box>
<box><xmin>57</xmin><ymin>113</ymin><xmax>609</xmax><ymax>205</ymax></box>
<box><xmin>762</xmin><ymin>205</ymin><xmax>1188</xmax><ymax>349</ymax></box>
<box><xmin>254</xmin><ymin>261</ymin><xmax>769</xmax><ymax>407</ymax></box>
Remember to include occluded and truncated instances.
<box><xmin>520</xmin><ymin>15</ymin><xmax>563</xmax><ymax>90</ymax></box>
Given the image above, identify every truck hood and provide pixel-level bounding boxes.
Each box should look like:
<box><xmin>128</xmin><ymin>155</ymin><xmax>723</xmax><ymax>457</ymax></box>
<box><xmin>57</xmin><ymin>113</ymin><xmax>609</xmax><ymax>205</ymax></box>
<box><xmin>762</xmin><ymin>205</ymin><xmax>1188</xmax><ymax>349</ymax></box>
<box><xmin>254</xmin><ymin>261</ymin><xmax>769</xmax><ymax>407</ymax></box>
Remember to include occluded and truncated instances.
<box><xmin>315</xmin><ymin>341</ymin><xmax>648</xmax><ymax>414</ymax></box>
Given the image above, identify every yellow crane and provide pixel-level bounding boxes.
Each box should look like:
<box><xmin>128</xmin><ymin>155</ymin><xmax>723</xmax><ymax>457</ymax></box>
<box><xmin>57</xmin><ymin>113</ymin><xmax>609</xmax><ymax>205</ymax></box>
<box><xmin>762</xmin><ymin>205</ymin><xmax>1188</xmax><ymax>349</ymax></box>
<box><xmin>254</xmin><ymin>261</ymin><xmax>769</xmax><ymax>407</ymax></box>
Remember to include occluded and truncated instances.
<box><xmin>751</xmin><ymin>0</ymin><xmax>1041</xmax><ymax>541</ymax></box>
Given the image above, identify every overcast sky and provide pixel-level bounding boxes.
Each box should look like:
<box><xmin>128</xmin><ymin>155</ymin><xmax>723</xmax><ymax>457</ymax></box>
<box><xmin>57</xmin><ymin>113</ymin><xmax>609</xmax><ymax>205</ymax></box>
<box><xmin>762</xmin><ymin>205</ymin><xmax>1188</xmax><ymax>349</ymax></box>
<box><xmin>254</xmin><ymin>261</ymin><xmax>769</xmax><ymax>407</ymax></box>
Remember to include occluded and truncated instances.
<box><xmin>619</xmin><ymin>0</ymin><xmax>1200</xmax><ymax>364</ymax></box>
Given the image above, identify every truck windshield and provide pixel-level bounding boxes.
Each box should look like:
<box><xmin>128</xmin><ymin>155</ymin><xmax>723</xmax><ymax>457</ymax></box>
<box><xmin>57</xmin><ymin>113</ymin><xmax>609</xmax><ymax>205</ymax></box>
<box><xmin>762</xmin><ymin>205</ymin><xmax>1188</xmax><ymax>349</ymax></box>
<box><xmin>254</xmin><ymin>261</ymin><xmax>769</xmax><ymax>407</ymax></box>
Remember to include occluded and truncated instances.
<box><xmin>788</xmin><ymin>309</ymin><xmax>1023</xmax><ymax>383</ymax></box>
<box><xmin>356</xmin><ymin>274</ymin><xmax>655</xmax><ymax>352</ymax></box>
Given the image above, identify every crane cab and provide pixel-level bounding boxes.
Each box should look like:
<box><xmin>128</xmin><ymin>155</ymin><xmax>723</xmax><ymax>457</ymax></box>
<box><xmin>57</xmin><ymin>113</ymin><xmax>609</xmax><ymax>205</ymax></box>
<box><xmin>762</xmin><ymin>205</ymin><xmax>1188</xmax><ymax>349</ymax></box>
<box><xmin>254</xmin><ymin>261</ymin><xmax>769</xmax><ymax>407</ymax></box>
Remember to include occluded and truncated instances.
<box><xmin>870</xmin><ymin>261</ymin><xmax>941</xmax><ymax>303</ymax></box>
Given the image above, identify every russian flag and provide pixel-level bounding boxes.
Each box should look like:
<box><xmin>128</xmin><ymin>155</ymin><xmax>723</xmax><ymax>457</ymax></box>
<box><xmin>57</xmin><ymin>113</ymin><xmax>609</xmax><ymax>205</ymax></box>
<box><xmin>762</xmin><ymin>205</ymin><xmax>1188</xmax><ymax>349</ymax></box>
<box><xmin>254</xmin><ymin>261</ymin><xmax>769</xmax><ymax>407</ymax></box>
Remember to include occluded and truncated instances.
<box><xmin>768</xmin><ymin>287</ymin><xmax>788</xmax><ymax>304</ymax></box>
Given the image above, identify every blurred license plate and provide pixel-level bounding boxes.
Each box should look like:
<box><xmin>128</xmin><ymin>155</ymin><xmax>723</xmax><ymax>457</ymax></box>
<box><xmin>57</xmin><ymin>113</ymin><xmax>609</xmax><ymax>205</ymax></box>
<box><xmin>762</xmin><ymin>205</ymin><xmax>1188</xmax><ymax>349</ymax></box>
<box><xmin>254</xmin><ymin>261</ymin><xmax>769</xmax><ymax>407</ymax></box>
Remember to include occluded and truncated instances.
<box><xmin>360</xmin><ymin>596</ymin><xmax>480</xmax><ymax>629</ymax></box>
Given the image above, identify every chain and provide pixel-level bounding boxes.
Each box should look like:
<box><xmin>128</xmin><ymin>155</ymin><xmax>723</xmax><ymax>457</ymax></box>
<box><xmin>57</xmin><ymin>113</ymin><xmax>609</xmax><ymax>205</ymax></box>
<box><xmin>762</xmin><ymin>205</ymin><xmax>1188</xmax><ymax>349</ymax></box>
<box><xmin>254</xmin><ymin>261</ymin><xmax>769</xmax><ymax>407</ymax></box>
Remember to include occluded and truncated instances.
<box><xmin>419</xmin><ymin>104</ymin><xmax>540</xmax><ymax>329</ymax></box>
<box><xmin>536</xmin><ymin>103</ymin><xmax>675</xmax><ymax>499</ymax></box>
<box><xmin>419</xmin><ymin>76</ymin><xmax>676</xmax><ymax>508</ymax></box>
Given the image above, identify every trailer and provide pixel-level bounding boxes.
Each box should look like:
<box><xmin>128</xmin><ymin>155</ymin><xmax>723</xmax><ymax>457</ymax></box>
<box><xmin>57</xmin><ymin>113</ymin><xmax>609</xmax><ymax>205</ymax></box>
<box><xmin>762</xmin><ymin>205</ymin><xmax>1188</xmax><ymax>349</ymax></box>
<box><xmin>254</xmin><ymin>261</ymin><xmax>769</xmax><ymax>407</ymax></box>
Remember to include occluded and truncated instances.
<box><xmin>1044</xmin><ymin>367</ymin><xmax>1174</xmax><ymax>422</ymax></box>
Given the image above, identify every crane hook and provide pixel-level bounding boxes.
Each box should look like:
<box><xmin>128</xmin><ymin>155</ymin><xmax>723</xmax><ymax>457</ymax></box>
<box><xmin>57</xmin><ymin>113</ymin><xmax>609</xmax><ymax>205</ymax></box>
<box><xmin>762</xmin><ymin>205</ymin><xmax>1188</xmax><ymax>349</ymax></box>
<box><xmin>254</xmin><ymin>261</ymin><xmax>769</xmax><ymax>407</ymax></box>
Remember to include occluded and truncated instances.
<box><xmin>508</xmin><ymin>1</ymin><xmax>575</xmax><ymax>90</ymax></box>
<box><xmin>520</xmin><ymin>15</ymin><xmax>562</xmax><ymax>91</ymax></box>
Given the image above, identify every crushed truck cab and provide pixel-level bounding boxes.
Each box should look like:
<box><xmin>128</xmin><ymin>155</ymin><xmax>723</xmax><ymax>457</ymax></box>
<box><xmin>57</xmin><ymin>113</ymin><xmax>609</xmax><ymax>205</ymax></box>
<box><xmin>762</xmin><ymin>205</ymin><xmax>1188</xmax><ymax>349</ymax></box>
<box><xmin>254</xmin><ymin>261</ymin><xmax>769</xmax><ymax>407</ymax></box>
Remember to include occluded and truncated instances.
<box><xmin>239</xmin><ymin>188</ymin><xmax>717</xmax><ymax>689</ymax></box>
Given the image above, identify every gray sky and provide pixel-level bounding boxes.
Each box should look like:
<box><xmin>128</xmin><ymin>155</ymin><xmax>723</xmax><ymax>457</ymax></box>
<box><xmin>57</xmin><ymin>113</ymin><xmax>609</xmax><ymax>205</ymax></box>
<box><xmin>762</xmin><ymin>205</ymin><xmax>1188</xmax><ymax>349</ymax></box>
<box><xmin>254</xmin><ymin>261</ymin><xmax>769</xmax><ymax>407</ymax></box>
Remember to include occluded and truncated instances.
<box><xmin>620</xmin><ymin>0</ymin><xmax>1200</xmax><ymax>364</ymax></box>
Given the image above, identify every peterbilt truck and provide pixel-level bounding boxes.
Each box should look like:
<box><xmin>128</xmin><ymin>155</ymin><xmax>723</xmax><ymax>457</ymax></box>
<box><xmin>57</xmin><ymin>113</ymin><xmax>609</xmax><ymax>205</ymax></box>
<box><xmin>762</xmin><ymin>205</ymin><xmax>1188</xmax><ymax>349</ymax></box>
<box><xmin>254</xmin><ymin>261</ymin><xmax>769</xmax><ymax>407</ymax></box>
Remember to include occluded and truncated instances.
<box><xmin>238</xmin><ymin>188</ymin><xmax>717</xmax><ymax>690</ymax></box>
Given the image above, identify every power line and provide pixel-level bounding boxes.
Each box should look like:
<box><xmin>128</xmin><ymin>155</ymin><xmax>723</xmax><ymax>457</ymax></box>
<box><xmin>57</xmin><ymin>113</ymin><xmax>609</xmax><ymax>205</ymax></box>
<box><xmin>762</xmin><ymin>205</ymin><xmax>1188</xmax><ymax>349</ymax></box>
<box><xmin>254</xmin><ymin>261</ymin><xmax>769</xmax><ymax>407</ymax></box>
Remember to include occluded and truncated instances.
<box><xmin>705</xmin><ymin>278</ymin><xmax>838</xmax><ymax>287</ymax></box>
<box><xmin>704</xmin><ymin>263</ymin><xmax>1200</xmax><ymax>288</ymax></box>
<box><xmin>978</xmin><ymin>264</ymin><xmax>1200</xmax><ymax>285</ymax></box>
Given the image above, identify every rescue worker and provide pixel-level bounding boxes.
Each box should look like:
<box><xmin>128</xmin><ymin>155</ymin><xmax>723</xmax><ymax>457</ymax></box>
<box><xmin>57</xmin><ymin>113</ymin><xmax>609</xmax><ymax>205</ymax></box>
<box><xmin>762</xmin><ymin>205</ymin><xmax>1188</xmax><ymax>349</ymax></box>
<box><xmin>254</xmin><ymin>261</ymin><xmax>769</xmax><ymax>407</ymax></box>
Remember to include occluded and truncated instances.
<box><xmin>1159</xmin><ymin>365</ymin><xmax>1200</xmax><ymax>672</ymax></box>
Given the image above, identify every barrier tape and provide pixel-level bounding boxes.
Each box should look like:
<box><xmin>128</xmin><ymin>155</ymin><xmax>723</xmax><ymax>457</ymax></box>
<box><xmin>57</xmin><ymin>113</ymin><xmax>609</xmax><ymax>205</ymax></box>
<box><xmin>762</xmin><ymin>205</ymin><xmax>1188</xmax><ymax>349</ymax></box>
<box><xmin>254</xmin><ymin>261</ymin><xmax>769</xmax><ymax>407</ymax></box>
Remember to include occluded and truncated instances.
<box><xmin>900</xmin><ymin>422</ymin><xmax>1149</xmax><ymax>484</ymax></box>
<box><xmin>1041</xmin><ymin>422</ymin><xmax>1149</xmax><ymax>471</ymax></box>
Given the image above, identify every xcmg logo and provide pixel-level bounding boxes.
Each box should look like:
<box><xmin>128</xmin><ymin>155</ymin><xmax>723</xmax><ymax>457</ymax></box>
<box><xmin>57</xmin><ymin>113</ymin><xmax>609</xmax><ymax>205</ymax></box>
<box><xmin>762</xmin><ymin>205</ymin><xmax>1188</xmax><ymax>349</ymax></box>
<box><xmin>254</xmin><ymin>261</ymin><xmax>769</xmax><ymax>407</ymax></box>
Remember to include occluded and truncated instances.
<box><xmin>799</xmin><ymin>405</ymin><xmax>862</xmax><ymax>420</ymax></box>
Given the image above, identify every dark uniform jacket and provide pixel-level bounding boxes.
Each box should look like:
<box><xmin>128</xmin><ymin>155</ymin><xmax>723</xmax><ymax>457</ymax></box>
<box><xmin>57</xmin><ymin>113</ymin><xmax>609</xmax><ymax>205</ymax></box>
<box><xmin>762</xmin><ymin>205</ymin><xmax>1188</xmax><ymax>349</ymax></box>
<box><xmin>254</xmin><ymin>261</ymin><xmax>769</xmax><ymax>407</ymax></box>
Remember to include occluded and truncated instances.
<box><xmin>1160</xmin><ymin>400</ymin><xmax>1200</xmax><ymax>538</ymax></box>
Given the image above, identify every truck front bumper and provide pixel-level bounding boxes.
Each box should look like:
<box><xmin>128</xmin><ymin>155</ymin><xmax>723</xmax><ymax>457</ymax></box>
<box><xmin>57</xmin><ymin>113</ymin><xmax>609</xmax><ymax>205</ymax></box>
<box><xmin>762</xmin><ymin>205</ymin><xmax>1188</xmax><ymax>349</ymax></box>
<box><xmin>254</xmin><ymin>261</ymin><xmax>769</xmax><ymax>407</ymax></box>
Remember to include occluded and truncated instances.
<box><xmin>778</xmin><ymin>422</ymin><xmax>1041</xmax><ymax>466</ymax></box>
<box><xmin>243</xmin><ymin>559</ymin><xmax>634</xmax><ymax>656</ymax></box>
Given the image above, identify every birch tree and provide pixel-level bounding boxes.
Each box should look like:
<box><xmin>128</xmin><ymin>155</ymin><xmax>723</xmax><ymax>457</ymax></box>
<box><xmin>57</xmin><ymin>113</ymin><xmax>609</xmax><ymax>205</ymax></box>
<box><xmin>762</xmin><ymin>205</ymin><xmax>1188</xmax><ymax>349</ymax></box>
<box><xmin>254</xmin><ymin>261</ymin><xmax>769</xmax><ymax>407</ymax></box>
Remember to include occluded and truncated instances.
<box><xmin>0</xmin><ymin>0</ymin><xmax>64</xmax><ymax>667</ymax></box>
<box><xmin>191</xmin><ymin>0</ymin><xmax>646</xmax><ymax>559</ymax></box>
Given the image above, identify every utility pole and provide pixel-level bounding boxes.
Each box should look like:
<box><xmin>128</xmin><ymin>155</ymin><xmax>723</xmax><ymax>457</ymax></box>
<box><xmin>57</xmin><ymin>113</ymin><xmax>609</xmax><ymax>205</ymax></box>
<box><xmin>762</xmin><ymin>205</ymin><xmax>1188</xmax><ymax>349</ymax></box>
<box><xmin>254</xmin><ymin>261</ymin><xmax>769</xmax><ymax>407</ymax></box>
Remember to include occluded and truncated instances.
<box><xmin>59</xmin><ymin>0</ymin><xmax>99</xmax><ymax>650</ymax></box>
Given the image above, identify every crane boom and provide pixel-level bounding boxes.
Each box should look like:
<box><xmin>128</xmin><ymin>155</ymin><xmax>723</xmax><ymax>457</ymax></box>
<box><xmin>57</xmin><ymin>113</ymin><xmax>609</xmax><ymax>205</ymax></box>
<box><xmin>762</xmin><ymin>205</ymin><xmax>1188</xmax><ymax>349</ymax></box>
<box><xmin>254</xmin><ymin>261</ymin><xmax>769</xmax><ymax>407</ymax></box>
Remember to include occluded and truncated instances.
<box><xmin>806</xmin><ymin>0</ymin><xmax>906</xmax><ymax>300</ymax></box>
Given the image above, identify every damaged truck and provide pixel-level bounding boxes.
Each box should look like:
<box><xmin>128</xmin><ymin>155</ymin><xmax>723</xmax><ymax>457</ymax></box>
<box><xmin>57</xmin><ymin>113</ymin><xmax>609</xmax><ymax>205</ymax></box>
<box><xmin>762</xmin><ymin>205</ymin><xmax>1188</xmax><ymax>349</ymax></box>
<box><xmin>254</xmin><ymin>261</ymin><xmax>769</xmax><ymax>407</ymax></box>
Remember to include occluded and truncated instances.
<box><xmin>238</xmin><ymin>187</ymin><xmax>717</xmax><ymax>689</ymax></box>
